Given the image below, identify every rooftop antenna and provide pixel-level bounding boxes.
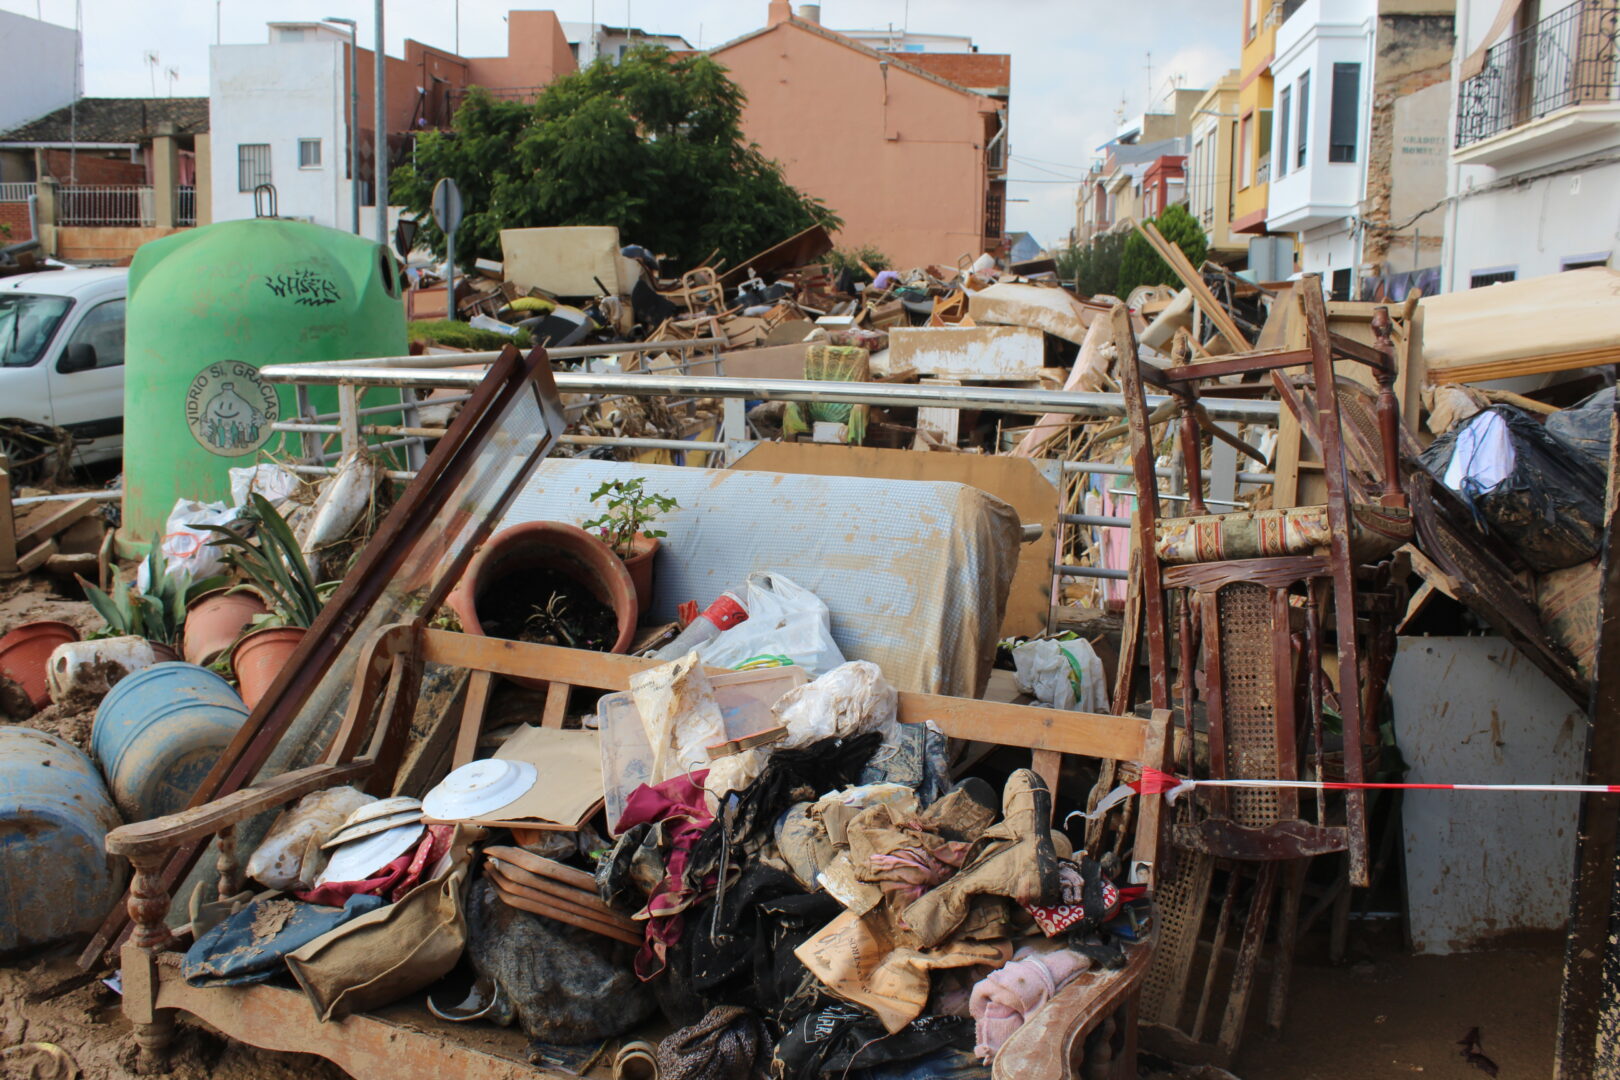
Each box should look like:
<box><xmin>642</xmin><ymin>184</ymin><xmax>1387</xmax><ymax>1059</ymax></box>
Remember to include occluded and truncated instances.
<box><xmin>166</xmin><ymin>65</ymin><xmax>179</xmax><ymax>95</ymax></box>
<box><xmin>1144</xmin><ymin>50</ymin><xmax>1153</xmax><ymax>110</ymax></box>
<box><xmin>144</xmin><ymin>50</ymin><xmax>160</xmax><ymax>97</ymax></box>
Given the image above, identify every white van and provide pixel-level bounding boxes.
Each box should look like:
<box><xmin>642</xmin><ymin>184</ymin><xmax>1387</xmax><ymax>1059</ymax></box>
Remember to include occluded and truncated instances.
<box><xmin>0</xmin><ymin>267</ymin><xmax>127</xmax><ymax>478</ymax></box>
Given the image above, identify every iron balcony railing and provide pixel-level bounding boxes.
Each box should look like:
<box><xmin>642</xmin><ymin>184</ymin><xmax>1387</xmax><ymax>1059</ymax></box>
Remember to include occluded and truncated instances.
<box><xmin>176</xmin><ymin>185</ymin><xmax>196</xmax><ymax>227</ymax></box>
<box><xmin>0</xmin><ymin>182</ymin><xmax>34</xmax><ymax>203</ymax></box>
<box><xmin>1456</xmin><ymin>0</ymin><xmax>1620</xmax><ymax>148</ymax></box>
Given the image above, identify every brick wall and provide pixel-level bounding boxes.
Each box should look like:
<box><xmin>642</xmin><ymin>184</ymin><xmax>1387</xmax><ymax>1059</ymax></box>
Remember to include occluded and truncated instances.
<box><xmin>42</xmin><ymin>149</ymin><xmax>146</xmax><ymax>185</ymax></box>
<box><xmin>0</xmin><ymin>201</ymin><xmax>31</xmax><ymax>242</ymax></box>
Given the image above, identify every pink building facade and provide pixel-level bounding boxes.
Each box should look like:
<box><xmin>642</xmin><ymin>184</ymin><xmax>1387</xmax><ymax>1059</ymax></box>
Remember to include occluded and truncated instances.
<box><xmin>712</xmin><ymin>1</ymin><xmax>1007</xmax><ymax>268</ymax></box>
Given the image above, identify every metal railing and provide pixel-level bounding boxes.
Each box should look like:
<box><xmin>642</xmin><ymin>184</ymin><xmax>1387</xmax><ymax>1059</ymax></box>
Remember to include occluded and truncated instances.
<box><xmin>1457</xmin><ymin>0</ymin><xmax>1620</xmax><ymax>148</ymax></box>
<box><xmin>176</xmin><ymin>186</ymin><xmax>196</xmax><ymax>227</ymax></box>
<box><xmin>57</xmin><ymin>185</ymin><xmax>155</xmax><ymax>227</ymax></box>
<box><xmin>0</xmin><ymin>182</ymin><xmax>33</xmax><ymax>203</ymax></box>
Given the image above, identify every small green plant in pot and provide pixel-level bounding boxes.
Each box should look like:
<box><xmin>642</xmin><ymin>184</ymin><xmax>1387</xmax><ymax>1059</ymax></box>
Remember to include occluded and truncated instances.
<box><xmin>581</xmin><ymin>477</ymin><xmax>677</xmax><ymax>615</ymax></box>
<box><xmin>80</xmin><ymin>541</ymin><xmax>227</xmax><ymax>656</ymax></box>
<box><xmin>204</xmin><ymin>493</ymin><xmax>337</xmax><ymax>708</ymax></box>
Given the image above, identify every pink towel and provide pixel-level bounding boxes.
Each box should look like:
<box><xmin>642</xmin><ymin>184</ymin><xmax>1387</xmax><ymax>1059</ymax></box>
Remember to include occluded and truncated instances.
<box><xmin>970</xmin><ymin>948</ymin><xmax>1091</xmax><ymax>1062</ymax></box>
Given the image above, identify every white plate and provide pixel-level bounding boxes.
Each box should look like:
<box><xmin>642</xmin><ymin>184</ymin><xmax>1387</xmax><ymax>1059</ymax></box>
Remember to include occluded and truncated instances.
<box><xmin>320</xmin><ymin>808</ymin><xmax>425</xmax><ymax>850</ymax></box>
<box><xmin>344</xmin><ymin>796</ymin><xmax>423</xmax><ymax>826</ymax></box>
<box><xmin>422</xmin><ymin>759</ymin><xmax>538</xmax><ymax>821</ymax></box>
<box><xmin>315</xmin><ymin>822</ymin><xmax>425</xmax><ymax>887</ymax></box>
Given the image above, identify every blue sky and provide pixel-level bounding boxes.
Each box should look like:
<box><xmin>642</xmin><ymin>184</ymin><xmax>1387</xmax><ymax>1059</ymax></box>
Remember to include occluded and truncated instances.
<box><xmin>4</xmin><ymin>0</ymin><xmax>1241</xmax><ymax>249</ymax></box>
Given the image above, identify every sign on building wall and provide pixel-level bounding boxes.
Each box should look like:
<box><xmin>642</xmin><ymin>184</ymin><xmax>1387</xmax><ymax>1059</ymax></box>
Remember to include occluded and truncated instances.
<box><xmin>1390</xmin><ymin>80</ymin><xmax>1450</xmax><ymax>229</ymax></box>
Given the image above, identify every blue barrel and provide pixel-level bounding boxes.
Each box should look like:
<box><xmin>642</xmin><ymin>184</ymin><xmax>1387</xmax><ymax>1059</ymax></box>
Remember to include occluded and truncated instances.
<box><xmin>0</xmin><ymin>726</ymin><xmax>126</xmax><ymax>952</ymax></box>
<box><xmin>92</xmin><ymin>663</ymin><xmax>250</xmax><ymax>823</ymax></box>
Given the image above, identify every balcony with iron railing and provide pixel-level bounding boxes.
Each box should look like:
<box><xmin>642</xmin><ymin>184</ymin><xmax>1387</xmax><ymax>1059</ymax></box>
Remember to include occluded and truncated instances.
<box><xmin>1455</xmin><ymin>0</ymin><xmax>1620</xmax><ymax>162</ymax></box>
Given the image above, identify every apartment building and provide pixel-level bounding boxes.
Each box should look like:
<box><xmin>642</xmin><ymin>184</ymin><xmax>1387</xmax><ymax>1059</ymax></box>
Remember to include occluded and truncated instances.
<box><xmin>1443</xmin><ymin>0</ymin><xmax>1619</xmax><ymax>289</ymax></box>
<box><xmin>1189</xmin><ymin>71</ymin><xmax>1244</xmax><ymax>262</ymax></box>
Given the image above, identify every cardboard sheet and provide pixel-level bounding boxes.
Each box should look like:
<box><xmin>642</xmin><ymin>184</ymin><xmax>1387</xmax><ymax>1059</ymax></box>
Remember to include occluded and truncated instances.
<box><xmin>447</xmin><ymin>727</ymin><xmax>605</xmax><ymax>829</ymax></box>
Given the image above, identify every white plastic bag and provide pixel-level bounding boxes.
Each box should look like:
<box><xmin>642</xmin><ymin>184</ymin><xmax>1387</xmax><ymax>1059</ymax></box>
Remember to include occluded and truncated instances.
<box><xmin>229</xmin><ymin>462</ymin><xmax>301</xmax><ymax>509</ymax></box>
<box><xmin>697</xmin><ymin>572</ymin><xmax>846</xmax><ymax>675</ymax></box>
<box><xmin>773</xmin><ymin>660</ymin><xmax>900</xmax><ymax>750</ymax></box>
<box><xmin>138</xmin><ymin>498</ymin><xmax>241</xmax><ymax>589</ymax></box>
<box><xmin>1011</xmin><ymin>638</ymin><xmax>1108</xmax><ymax>713</ymax></box>
<box><xmin>246</xmin><ymin>786</ymin><xmax>375</xmax><ymax>891</ymax></box>
<box><xmin>628</xmin><ymin>653</ymin><xmax>725</xmax><ymax>784</ymax></box>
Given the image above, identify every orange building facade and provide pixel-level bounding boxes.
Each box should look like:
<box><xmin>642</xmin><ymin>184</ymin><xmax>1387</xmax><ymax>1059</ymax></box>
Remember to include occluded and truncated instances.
<box><xmin>712</xmin><ymin>1</ymin><xmax>1008</xmax><ymax>268</ymax></box>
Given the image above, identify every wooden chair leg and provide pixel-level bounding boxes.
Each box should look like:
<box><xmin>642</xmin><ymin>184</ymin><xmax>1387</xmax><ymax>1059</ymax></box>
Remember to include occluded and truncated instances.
<box><xmin>1217</xmin><ymin>860</ymin><xmax>1279</xmax><ymax>1055</ymax></box>
<box><xmin>124</xmin><ymin>853</ymin><xmax>177</xmax><ymax>1074</ymax></box>
<box><xmin>1266</xmin><ymin>858</ymin><xmax>1310</xmax><ymax>1033</ymax></box>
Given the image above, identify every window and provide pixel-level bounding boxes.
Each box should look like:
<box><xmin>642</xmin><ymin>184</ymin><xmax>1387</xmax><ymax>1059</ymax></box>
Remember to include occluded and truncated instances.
<box><xmin>1240</xmin><ymin>113</ymin><xmax>1254</xmax><ymax>188</ymax></box>
<box><xmin>1470</xmin><ymin>268</ymin><xmax>1517</xmax><ymax>288</ymax></box>
<box><xmin>1562</xmin><ymin>254</ymin><xmax>1610</xmax><ymax>271</ymax></box>
<box><xmin>61</xmin><ymin>299</ymin><xmax>125</xmax><ymax>370</ymax></box>
<box><xmin>1245</xmin><ymin>0</ymin><xmax>1257</xmax><ymax>42</ymax></box>
<box><xmin>0</xmin><ymin>294</ymin><xmax>71</xmax><ymax>368</ymax></box>
<box><xmin>1329</xmin><ymin>62</ymin><xmax>1361</xmax><ymax>163</ymax></box>
<box><xmin>237</xmin><ymin>143</ymin><xmax>272</xmax><ymax>192</ymax></box>
<box><xmin>298</xmin><ymin>138</ymin><xmax>322</xmax><ymax>169</ymax></box>
<box><xmin>1256</xmin><ymin>109</ymin><xmax>1273</xmax><ymax>182</ymax></box>
<box><xmin>1277</xmin><ymin>86</ymin><xmax>1291</xmax><ymax>177</ymax></box>
<box><xmin>1331</xmin><ymin>267</ymin><xmax>1352</xmax><ymax>301</ymax></box>
<box><xmin>1297</xmin><ymin>72</ymin><xmax>1309</xmax><ymax>167</ymax></box>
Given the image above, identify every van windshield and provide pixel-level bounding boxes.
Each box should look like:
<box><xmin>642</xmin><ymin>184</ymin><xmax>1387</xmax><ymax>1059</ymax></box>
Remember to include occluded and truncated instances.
<box><xmin>0</xmin><ymin>294</ymin><xmax>73</xmax><ymax>368</ymax></box>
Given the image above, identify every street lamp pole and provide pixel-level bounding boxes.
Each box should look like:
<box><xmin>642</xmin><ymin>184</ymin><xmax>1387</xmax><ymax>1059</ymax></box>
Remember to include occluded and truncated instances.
<box><xmin>373</xmin><ymin>0</ymin><xmax>388</xmax><ymax>246</ymax></box>
<box><xmin>323</xmin><ymin>17</ymin><xmax>360</xmax><ymax>234</ymax></box>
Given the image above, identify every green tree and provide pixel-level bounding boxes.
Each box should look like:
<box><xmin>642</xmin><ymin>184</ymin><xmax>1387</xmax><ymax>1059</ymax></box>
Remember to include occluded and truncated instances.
<box><xmin>393</xmin><ymin>47</ymin><xmax>840</xmax><ymax>272</ymax></box>
<box><xmin>1115</xmin><ymin>204</ymin><xmax>1208</xmax><ymax>298</ymax></box>
<box><xmin>1074</xmin><ymin>232</ymin><xmax>1128</xmax><ymax>299</ymax></box>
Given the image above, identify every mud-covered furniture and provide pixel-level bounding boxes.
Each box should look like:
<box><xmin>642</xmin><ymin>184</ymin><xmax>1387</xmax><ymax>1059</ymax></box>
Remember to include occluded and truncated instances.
<box><xmin>1111</xmin><ymin>280</ymin><xmax>1409</xmax><ymax>1063</ymax></box>
<box><xmin>105</xmin><ymin>626</ymin><xmax>1174</xmax><ymax>1080</ymax></box>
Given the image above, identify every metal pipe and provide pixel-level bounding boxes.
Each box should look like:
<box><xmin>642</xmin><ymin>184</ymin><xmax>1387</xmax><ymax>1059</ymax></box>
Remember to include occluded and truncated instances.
<box><xmin>1061</xmin><ymin>460</ymin><xmax>1276</xmax><ymax>485</ymax></box>
<box><xmin>1061</xmin><ymin>513</ymin><xmax>1129</xmax><ymax>528</ymax></box>
<box><xmin>373</xmin><ymin>0</ymin><xmax>387</xmax><ymax>246</ymax></box>
<box><xmin>323</xmin><ymin>18</ymin><xmax>360</xmax><ymax>234</ymax></box>
<box><xmin>271</xmin><ymin>420</ymin><xmax>724</xmax><ymax>454</ymax></box>
<box><xmin>311</xmin><ymin>336</ymin><xmax>729</xmax><ymax>369</ymax></box>
<box><xmin>258</xmin><ymin>366</ymin><xmax>1283</xmax><ymax>422</ymax></box>
<box><xmin>12</xmin><ymin>489</ymin><xmax>121</xmax><ymax>507</ymax></box>
<box><xmin>302</xmin><ymin>394</ymin><xmax>470</xmax><ymax>424</ymax></box>
<box><xmin>1056</xmin><ymin>565</ymin><xmax>1130</xmax><ymax>580</ymax></box>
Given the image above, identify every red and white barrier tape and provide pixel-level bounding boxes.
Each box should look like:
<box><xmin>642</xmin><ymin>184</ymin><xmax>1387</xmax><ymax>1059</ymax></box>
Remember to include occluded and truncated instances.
<box><xmin>1068</xmin><ymin>766</ymin><xmax>1619</xmax><ymax>826</ymax></box>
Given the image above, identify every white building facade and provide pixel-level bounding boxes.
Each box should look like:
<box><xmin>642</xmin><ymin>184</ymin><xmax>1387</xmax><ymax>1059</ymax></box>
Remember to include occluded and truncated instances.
<box><xmin>1266</xmin><ymin>0</ymin><xmax>1377</xmax><ymax>298</ymax></box>
<box><xmin>209</xmin><ymin>23</ymin><xmax>350</xmax><ymax>229</ymax></box>
<box><xmin>1443</xmin><ymin>0</ymin><xmax>1620</xmax><ymax>290</ymax></box>
<box><xmin>0</xmin><ymin>9</ymin><xmax>82</xmax><ymax>138</ymax></box>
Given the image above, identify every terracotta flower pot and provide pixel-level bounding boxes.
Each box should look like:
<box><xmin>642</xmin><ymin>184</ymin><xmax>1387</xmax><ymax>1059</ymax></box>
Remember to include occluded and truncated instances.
<box><xmin>447</xmin><ymin>521</ymin><xmax>637</xmax><ymax>690</ymax></box>
<box><xmin>0</xmin><ymin>620</ymin><xmax>81</xmax><ymax>709</ymax></box>
<box><xmin>620</xmin><ymin>534</ymin><xmax>660</xmax><ymax>615</ymax></box>
<box><xmin>183</xmin><ymin>588</ymin><xmax>271</xmax><ymax>667</ymax></box>
<box><xmin>149</xmin><ymin>642</ymin><xmax>181</xmax><ymax>663</ymax></box>
<box><xmin>230</xmin><ymin>626</ymin><xmax>308</xmax><ymax>709</ymax></box>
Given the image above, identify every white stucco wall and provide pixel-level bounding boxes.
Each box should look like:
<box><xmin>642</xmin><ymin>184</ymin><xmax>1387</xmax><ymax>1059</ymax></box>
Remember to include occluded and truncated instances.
<box><xmin>0</xmin><ymin>10</ymin><xmax>82</xmax><ymax>134</ymax></box>
<box><xmin>1267</xmin><ymin>0</ymin><xmax>1375</xmax><ymax>233</ymax></box>
<box><xmin>208</xmin><ymin>40</ymin><xmax>346</xmax><ymax>228</ymax></box>
<box><xmin>1441</xmin><ymin>0</ymin><xmax>1620</xmax><ymax>290</ymax></box>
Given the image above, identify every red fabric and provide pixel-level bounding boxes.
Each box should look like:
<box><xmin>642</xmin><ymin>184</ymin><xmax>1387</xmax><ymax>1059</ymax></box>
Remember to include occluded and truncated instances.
<box><xmin>296</xmin><ymin>824</ymin><xmax>454</xmax><ymax>907</ymax></box>
<box><xmin>614</xmin><ymin>771</ymin><xmax>713</xmax><ymax>981</ymax></box>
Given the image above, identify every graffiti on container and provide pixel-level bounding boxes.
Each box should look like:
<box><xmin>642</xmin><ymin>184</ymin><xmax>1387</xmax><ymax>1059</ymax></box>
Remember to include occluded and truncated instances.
<box><xmin>185</xmin><ymin>361</ymin><xmax>281</xmax><ymax>456</ymax></box>
<box><xmin>264</xmin><ymin>269</ymin><xmax>341</xmax><ymax>307</ymax></box>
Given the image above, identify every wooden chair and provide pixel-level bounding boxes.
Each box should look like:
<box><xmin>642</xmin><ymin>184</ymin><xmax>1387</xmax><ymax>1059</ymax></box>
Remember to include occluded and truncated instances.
<box><xmin>106</xmin><ymin>625</ymin><xmax>1173</xmax><ymax>1080</ymax></box>
<box><xmin>1109</xmin><ymin>278</ymin><xmax>1410</xmax><ymax>1062</ymax></box>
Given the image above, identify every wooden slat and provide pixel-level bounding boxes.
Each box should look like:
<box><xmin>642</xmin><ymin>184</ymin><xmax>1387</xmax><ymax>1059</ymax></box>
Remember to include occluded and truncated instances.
<box><xmin>105</xmin><ymin>760</ymin><xmax>375</xmax><ymax>859</ymax></box>
<box><xmin>1162</xmin><ymin>349</ymin><xmax>1312</xmax><ymax>383</ymax></box>
<box><xmin>1137</xmin><ymin>220</ymin><xmax>1249</xmax><ymax>352</ymax></box>
<box><xmin>0</xmin><ymin>458</ymin><xmax>16</xmax><ymax>577</ymax></box>
<box><xmin>1428</xmin><ymin>345</ymin><xmax>1620</xmax><ymax>385</ymax></box>
<box><xmin>422</xmin><ymin>629</ymin><xmax>1156</xmax><ymax>764</ymax></box>
<box><xmin>15</xmin><ymin>497</ymin><xmax>95</xmax><ymax>550</ymax></box>
<box><xmin>16</xmin><ymin>537</ymin><xmax>56</xmax><ymax>575</ymax></box>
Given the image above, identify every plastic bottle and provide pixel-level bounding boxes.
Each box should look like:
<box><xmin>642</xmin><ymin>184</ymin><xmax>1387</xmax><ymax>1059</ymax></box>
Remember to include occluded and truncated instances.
<box><xmin>650</xmin><ymin>590</ymin><xmax>749</xmax><ymax>661</ymax></box>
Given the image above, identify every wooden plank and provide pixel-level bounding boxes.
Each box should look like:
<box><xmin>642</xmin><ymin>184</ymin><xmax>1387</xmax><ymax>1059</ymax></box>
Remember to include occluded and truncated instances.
<box><xmin>1428</xmin><ymin>345</ymin><xmax>1620</xmax><ymax>385</ymax></box>
<box><xmin>453</xmin><ymin>670</ymin><xmax>496</xmax><ymax>768</ymax></box>
<box><xmin>540</xmin><ymin>681</ymin><xmax>569</xmax><ymax>729</ymax></box>
<box><xmin>15</xmin><ymin>497</ymin><xmax>95</xmax><ymax>551</ymax></box>
<box><xmin>105</xmin><ymin>760</ymin><xmax>375</xmax><ymax>860</ymax></box>
<box><xmin>1137</xmin><ymin>220</ymin><xmax>1249</xmax><ymax>352</ymax></box>
<box><xmin>421</xmin><ymin>629</ymin><xmax>1156</xmax><ymax>764</ymax></box>
<box><xmin>17</xmin><ymin>538</ymin><xmax>57</xmax><ymax>575</ymax></box>
<box><xmin>0</xmin><ymin>458</ymin><xmax>16</xmax><ymax>577</ymax></box>
<box><xmin>1162</xmin><ymin>349</ymin><xmax>1312</xmax><ymax>383</ymax></box>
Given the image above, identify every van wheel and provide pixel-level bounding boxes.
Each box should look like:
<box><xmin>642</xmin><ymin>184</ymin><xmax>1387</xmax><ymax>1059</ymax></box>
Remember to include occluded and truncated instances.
<box><xmin>0</xmin><ymin>429</ymin><xmax>49</xmax><ymax>486</ymax></box>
